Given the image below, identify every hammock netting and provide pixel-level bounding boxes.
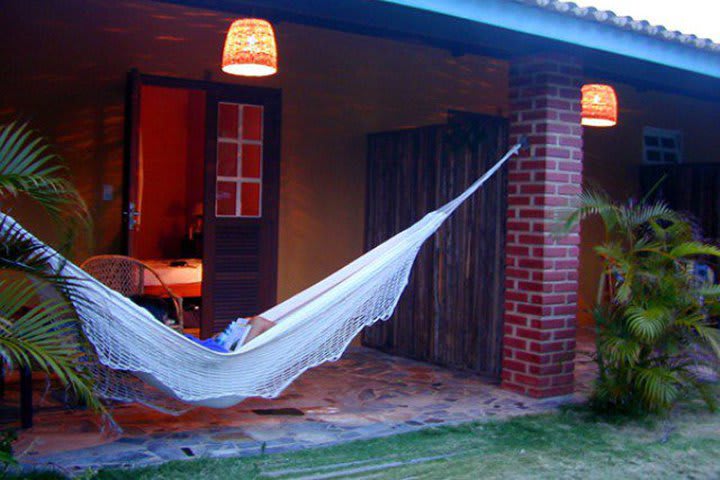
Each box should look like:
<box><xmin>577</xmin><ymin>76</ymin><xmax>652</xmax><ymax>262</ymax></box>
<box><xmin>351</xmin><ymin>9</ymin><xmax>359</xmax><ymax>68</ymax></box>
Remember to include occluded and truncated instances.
<box><xmin>0</xmin><ymin>143</ymin><xmax>521</xmax><ymax>410</ymax></box>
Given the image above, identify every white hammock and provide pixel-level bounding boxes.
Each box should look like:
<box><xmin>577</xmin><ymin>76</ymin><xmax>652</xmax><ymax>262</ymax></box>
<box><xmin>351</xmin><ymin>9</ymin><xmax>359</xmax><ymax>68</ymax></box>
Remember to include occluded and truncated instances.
<box><xmin>1</xmin><ymin>142</ymin><xmax>522</xmax><ymax>409</ymax></box>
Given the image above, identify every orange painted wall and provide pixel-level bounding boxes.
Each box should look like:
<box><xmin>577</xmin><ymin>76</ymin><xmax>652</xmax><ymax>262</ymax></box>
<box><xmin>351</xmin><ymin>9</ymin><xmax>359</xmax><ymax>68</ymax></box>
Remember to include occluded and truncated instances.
<box><xmin>134</xmin><ymin>85</ymin><xmax>205</xmax><ymax>259</ymax></box>
<box><xmin>185</xmin><ymin>91</ymin><xmax>206</xmax><ymax>232</ymax></box>
<box><xmin>138</xmin><ymin>85</ymin><xmax>184</xmax><ymax>259</ymax></box>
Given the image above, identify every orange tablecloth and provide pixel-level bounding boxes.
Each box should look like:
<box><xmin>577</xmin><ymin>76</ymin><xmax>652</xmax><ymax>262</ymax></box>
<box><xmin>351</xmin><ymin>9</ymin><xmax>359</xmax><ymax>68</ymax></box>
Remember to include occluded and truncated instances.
<box><xmin>144</xmin><ymin>282</ymin><xmax>202</xmax><ymax>298</ymax></box>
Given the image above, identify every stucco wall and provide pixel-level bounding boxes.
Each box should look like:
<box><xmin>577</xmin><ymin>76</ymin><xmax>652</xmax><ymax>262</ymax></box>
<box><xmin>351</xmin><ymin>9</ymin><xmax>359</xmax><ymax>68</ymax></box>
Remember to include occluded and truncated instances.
<box><xmin>1</xmin><ymin>0</ymin><xmax>508</xmax><ymax>301</ymax></box>
<box><xmin>579</xmin><ymin>82</ymin><xmax>720</xmax><ymax>314</ymax></box>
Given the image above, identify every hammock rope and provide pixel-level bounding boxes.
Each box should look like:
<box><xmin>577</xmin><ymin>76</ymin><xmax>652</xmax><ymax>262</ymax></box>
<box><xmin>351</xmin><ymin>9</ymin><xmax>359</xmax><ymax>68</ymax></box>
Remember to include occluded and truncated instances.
<box><xmin>0</xmin><ymin>141</ymin><xmax>523</xmax><ymax>409</ymax></box>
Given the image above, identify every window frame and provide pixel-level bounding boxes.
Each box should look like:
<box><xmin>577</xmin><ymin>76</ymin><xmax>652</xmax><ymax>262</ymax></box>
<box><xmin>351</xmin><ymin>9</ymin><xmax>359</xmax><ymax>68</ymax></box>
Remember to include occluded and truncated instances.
<box><xmin>215</xmin><ymin>102</ymin><xmax>264</xmax><ymax>218</ymax></box>
<box><xmin>642</xmin><ymin>127</ymin><xmax>683</xmax><ymax>165</ymax></box>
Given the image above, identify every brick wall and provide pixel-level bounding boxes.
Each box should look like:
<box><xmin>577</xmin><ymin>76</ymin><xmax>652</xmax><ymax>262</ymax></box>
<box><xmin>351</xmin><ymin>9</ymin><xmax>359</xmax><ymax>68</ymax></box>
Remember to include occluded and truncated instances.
<box><xmin>502</xmin><ymin>54</ymin><xmax>584</xmax><ymax>398</ymax></box>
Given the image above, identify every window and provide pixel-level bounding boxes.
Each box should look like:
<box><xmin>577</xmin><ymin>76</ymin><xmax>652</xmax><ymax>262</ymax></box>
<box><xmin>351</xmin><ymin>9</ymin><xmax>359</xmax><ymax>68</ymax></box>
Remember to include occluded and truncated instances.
<box><xmin>216</xmin><ymin>103</ymin><xmax>263</xmax><ymax>217</ymax></box>
<box><xmin>643</xmin><ymin>127</ymin><xmax>682</xmax><ymax>165</ymax></box>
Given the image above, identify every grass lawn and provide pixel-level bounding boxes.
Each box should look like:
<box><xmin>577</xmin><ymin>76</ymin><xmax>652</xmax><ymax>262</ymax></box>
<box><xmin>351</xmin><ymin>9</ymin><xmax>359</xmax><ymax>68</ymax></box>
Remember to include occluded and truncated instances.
<box><xmin>20</xmin><ymin>403</ymin><xmax>720</xmax><ymax>480</ymax></box>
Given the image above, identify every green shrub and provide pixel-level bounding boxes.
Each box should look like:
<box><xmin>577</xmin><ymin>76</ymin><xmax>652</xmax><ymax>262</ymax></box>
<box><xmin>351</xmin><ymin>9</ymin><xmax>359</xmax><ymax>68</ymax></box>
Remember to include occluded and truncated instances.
<box><xmin>0</xmin><ymin>429</ymin><xmax>17</xmax><ymax>472</ymax></box>
<box><xmin>563</xmin><ymin>191</ymin><xmax>720</xmax><ymax>414</ymax></box>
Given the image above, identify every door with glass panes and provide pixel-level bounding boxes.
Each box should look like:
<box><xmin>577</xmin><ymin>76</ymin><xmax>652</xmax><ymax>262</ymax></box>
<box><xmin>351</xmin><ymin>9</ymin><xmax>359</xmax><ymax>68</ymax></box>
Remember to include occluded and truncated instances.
<box><xmin>202</xmin><ymin>86</ymin><xmax>281</xmax><ymax>337</ymax></box>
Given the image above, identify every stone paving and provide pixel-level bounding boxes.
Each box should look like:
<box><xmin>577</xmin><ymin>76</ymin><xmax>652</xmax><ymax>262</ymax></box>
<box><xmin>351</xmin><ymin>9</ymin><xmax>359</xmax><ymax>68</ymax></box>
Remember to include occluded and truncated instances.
<box><xmin>3</xmin><ymin>344</ymin><xmax>595</xmax><ymax>475</ymax></box>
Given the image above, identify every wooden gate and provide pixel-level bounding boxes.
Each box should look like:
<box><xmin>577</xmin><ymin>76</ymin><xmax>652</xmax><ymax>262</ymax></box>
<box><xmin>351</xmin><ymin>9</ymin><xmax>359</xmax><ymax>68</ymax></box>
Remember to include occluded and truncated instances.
<box><xmin>641</xmin><ymin>164</ymin><xmax>720</xmax><ymax>241</ymax></box>
<box><xmin>362</xmin><ymin>115</ymin><xmax>508</xmax><ymax>381</ymax></box>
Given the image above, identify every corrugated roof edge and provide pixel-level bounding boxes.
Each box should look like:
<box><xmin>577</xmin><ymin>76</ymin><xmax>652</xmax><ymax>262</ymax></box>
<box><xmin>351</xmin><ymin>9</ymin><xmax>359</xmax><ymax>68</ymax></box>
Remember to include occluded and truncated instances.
<box><xmin>515</xmin><ymin>0</ymin><xmax>720</xmax><ymax>53</ymax></box>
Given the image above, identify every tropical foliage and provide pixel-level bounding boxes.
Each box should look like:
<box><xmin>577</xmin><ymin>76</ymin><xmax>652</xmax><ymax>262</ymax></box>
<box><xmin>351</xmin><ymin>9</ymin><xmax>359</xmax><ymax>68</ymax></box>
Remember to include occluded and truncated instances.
<box><xmin>562</xmin><ymin>190</ymin><xmax>720</xmax><ymax>414</ymax></box>
<box><xmin>0</xmin><ymin>122</ymin><xmax>102</xmax><ymax>414</ymax></box>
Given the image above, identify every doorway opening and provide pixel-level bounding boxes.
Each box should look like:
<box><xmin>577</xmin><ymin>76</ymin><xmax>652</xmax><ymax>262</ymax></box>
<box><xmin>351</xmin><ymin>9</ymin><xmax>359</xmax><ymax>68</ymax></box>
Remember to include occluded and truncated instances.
<box><xmin>132</xmin><ymin>84</ymin><xmax>206</xmax><ymax>333</ymax></box>
<box><xmin>125</xmin><ymin>74</ymin><xmax>281</xmax><ymax>338</ymax></box>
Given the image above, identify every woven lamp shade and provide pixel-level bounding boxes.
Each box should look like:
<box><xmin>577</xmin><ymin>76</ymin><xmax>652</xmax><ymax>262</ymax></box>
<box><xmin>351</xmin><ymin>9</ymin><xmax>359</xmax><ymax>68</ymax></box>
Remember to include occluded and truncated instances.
<box><xmin>581</xmin><ymin>84</ymin><xmax>617</xmax><ymax>127</ymax></box>
<box><xmin>221</xmin><ymin>18</ymin><xmax>277</xmax><ymax>77</ymax></box>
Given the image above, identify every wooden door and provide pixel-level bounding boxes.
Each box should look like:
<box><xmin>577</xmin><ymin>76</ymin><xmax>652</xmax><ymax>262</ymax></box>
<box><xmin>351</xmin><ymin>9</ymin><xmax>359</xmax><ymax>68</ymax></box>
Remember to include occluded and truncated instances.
<box><xmin>362</xmin><ymin>115</ymin><xmax>507</xmax><ymax>380</ymax></box>
<box><xmin>202</xmin><ymin>86</ymin><xmax>281</xmax><ymax>337</ymax></box>
<box><xmin>122</xmin><ymin>69</ymin><xmax>142</xmax><ymax>255</ymax></box>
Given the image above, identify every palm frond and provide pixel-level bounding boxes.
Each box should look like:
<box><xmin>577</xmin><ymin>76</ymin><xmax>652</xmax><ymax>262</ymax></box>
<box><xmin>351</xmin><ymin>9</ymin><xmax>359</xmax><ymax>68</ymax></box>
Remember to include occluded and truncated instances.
<box><xmin>698</xmin><ymin>284</ymin><xmax>720</xmax><ymax>297</ymax></box>
<box><xmin>624</xmin><ymin>201</ymin><xmax>678</xmax><ymax>229</ymax></box>
<box><xmin>669</xmin><ymin>241</ymin><xmax>720</xmax><ymax>259</ymax></box>
<box><xmin>691</xmin><ymin>323</ymin><xmax>720</xmax><ymax>359</ymax></box>
<box><xmin>557</xmin><ymin>189</ymin><xmax>618</xmax><ymax>234</ymax></box>
<box><xmin>593</xmin><ymin>242</ymin><xmax>626</xmax><ymax>266</ymax></box>
<box><xmin>598</xmin><ymin>335</ymin><xmax>641</xmax><ymax>365</ymax></box>
<box><xmin>626</xmin><ymin>305</ymin><xmax>670</xmax><ymax>342</ymax></box>
<box><xmin>0</xmin><ymin>278</ymin><xmax>103</xmax><ymax>413</ymax></box>
<box><xmin>0</xmin><ymin>122</ymin><xmax>90</xmax><ymax>228</ymax></box>
<box><xmin>0</xmin><ymin>218</ymin><xmax>85</xmax><ymax>291</ymax></box>
<box><xmin>636</xmin><ymin>367</ymin><xmax>680</xmax><ymax>411</ymax></box>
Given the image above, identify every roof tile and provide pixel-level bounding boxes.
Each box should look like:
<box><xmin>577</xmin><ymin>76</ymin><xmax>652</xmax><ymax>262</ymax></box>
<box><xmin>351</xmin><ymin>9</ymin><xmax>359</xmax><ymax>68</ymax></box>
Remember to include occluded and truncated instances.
<box><xmin>514</xmin><ymin>0</ymin><xmax>720</xmax><ymax>53</ymax></box>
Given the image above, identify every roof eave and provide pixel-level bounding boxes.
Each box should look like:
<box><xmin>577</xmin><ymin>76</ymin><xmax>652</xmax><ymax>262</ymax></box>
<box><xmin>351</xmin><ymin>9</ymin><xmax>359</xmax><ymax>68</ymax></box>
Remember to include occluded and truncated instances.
<box><xmin>378</xmin><ymin>0</ymin><xmax>720</xmax><ymax>79</ymax></box>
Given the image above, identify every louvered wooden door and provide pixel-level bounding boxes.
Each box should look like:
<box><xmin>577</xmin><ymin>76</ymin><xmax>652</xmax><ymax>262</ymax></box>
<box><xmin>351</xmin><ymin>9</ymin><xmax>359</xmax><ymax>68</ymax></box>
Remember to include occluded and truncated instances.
<box><xmin>201</xmin><ymin>87</ymin><xmax>281</xmax><ymax>337</ymax></box>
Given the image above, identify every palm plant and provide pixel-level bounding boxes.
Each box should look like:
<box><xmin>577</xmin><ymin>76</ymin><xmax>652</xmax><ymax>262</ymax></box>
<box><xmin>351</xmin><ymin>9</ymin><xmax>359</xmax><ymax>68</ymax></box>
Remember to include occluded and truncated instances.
<box><xmin>0</xmin><ymin>121</ymin><xmax>102</xmax><ymax>413</ymax></box>
<box><xmin>562</xmin><ymin>190</ymin><xmax>720</xmax><ymax>414</ymax></box>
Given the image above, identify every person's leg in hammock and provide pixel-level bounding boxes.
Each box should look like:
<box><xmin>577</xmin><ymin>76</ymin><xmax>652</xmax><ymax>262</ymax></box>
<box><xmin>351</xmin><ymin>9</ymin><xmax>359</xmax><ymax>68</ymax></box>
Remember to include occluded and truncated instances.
<box><xmin>244</xmin><ymin>316</ymin><xmax>276</xmax><ymax>344</ymax></box>
<box><xmin>195</xmin><ymin>316</ymin><xmax>275</xmax><ymax>351</ymax></box>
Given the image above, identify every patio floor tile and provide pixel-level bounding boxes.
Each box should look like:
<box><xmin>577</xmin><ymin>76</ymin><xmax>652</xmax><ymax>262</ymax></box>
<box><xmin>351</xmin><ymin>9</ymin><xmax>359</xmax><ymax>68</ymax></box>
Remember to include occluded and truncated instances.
<box><xmin>2</xmin><ymin>344</ymin><xmax>595</xmax><ymax>474</ymax></box>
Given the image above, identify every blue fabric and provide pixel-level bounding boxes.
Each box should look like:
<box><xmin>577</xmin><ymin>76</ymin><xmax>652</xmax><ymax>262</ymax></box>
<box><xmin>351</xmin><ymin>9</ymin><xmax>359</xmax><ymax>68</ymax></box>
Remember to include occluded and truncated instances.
<box><xmin>184</xmin><ymin>334</ymin><xmax>229</xmax><ymax>353</ymax></box>
<box><xmin>694</xmin><ymin>263</ymin><xmax>714</xmax><ymax>284</ymax></box>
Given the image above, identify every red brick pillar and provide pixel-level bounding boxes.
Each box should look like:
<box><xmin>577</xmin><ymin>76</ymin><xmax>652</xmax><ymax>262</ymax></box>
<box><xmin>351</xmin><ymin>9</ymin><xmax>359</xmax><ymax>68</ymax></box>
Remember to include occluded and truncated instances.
<box><xmin>501</xmin><ymin>55</ymin><xmax>583</xmax><ymax>397</ymax></box>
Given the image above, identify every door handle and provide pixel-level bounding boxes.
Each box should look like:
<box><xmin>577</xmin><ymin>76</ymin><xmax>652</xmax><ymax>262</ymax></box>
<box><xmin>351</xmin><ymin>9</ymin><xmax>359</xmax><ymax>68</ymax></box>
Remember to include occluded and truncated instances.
<box><xmin>124</xmin><ymin>202</ymin><xmax>141</xmax><ymax>230</ymax></box>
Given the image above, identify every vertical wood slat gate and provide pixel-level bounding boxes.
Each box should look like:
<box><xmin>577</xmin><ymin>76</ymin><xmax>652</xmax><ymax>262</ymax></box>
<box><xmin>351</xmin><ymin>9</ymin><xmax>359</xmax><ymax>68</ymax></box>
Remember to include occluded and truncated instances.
<box><xmin>362</xmin><ymin>116</ymin><xmax>508</xmax><ymax>381</ymax></box>
<box><xmin>640</xmin><ymin>164</ymin><xmax>720</xmax><ymax>241</ymax></box>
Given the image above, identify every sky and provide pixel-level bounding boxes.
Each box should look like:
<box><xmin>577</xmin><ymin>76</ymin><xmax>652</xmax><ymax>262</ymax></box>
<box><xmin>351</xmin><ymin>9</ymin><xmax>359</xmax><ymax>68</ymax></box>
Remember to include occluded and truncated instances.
<box><xmin>570</xmin><ymin>0</ymin><xmax>720</xmax><ymax>42</ymax></box>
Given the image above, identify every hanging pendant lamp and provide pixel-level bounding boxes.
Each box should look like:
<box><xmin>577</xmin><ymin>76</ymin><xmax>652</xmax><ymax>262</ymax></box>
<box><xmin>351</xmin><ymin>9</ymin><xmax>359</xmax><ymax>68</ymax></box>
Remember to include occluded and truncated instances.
<box><xmin>581</xmin><ymin>84</ymin><xmax>618</xmax><ymax>127</ymax></box>
<box><xmin>221</xmin><ymin>18</ymin><xmax>277</xmax><ymax>77</ymax></box>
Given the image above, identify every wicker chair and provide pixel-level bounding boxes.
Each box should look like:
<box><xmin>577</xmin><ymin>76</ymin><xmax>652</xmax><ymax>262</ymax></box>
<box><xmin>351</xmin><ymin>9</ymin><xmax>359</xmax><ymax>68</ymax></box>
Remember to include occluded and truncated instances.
<box><xmin>80</xmin><ymin>255</ymin><xmax>184</xmax><ymax>331</ymax></box>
